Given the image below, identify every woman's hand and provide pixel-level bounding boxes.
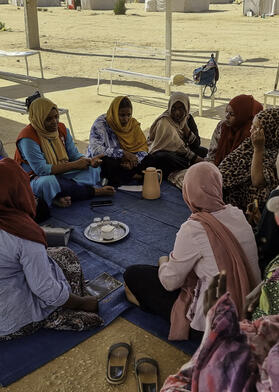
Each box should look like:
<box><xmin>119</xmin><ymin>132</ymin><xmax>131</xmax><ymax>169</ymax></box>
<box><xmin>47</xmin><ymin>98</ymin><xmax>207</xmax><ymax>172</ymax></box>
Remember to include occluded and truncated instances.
<box><xmin>193</xmin><ymin>156</ymin><xmax>204</xmax><ymax>164</ymax></box>
<box><xmin>158</xmin><ymin>255</ymin><xmax>169</xmax><ymax>267</ymax></box>
<box><xmin>72</xmin><ymin>157</ymin><xmax>92</xmax><ymax>170</ymax></box>
<box><xmin>203</xmin><ymin>271</ymin><xmax>227</xmax><ymax>316</ymax></box>
<box><xmin>244</xmin><ymin>282</ymin><xmax>262</xmax><ymax>319</ymax></box>
<box><xmin>246</xmin><ymin>199</ymin><xmax>261</xmax><ymax>226</ymax></box>
<box><xmin>91</xmin><ymin>154</ymin><xmax>104</xmax><ymax>168</ymax></box>
<box><xmin>251</xmin><ymin>128</ymin><xmax>265</xmax><ymax>151</ymax></box>
<box><xmin>63</xmin><ymin>293</ymin><xmax>98</xmax><ymax>312</ymax></box>
<box><xmin>94</xmin><ymin>186</ymin><xmax>115</xmax><ymax>196</ymax></box>
<box><xmin>122</xmin><ymin>151</ymin><xmax>138</xmax><ymax>169</ymax></box>
<box><xmin>79</xmin><ymin>296</ymin><xmax>98</xmax><ymax>312</ymax></box>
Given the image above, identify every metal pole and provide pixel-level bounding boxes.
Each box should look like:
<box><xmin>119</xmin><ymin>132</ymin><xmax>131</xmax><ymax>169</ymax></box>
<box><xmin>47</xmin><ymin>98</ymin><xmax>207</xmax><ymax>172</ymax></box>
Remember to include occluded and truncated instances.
<box><xmin>165</xmin><ymin>0</ymin><xmax>172</xmax><ymax>95</ymax></box>
<box><xmin>24</xmin><ymin>0</ymin><xmax>40</xmax><ymax>49</ymax></box>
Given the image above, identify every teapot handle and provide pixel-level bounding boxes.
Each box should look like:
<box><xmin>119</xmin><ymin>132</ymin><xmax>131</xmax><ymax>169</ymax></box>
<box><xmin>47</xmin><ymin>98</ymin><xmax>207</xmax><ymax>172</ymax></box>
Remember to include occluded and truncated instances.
<box><xmin>157</xmin><ymin>169</ymin><xmax>163</xmax><ymax>185</ymax></box>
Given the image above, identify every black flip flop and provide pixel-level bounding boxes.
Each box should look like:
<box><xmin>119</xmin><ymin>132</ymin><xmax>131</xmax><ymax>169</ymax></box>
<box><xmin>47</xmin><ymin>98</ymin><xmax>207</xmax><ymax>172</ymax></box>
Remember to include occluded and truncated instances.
<box><xmin>135</xmin><ymin>354</ymin><xmax>159</xmax><ymax>392</ymax></box>
<box><xmin>106</xmin><ymin>342</ymin><xmax>131</xmax><ymax>385</ymax></box>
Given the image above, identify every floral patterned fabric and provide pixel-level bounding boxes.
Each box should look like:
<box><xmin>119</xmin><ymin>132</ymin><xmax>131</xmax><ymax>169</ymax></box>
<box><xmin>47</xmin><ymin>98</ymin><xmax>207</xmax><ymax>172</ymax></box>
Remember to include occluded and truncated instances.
<box><xmin>161</xmin><ymin>292</ymin><xmax>279</xmax><ymax>392</ymax></box>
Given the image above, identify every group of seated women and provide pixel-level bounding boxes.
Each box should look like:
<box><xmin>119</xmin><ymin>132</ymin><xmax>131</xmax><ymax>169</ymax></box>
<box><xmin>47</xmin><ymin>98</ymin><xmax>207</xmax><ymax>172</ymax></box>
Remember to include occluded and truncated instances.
<box><xmin>0</xmin><ymin>91</ymin><xmax>279</xmax><ymax>390</ymax></box>
<box><xmin>1</xmin><ymin>92</ymin><xmax>276</xmax><ymax>223</ymax></box>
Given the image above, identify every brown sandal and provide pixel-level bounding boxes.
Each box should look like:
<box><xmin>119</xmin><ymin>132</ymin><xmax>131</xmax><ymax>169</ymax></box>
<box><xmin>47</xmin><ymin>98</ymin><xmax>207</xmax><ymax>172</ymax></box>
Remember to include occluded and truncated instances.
<box><xmin>135</xmin><ymin>354</ymin><xmax>159</xmax><ymax>392</ymax></box>
<box><xmin>106</xmin><ymin>342</ymin><xmax>131</xmax><ymax>385</ymax></box>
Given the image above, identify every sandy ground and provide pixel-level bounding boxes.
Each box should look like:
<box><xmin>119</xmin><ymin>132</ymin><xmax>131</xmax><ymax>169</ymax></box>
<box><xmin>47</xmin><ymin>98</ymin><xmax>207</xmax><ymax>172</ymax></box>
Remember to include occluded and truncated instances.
<box><xmin>0</xmin><ymin>2</ymin><xmax>279</xmax><ymax>391</ymax></box>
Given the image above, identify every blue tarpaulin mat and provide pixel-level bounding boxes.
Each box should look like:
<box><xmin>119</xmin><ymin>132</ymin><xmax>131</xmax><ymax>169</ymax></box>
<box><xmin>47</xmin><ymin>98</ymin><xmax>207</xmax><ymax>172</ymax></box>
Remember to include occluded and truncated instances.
<box><xmin>0</xmin><ymin>182</ymin><xmax>200</xmax><ymax>387</ymax></box>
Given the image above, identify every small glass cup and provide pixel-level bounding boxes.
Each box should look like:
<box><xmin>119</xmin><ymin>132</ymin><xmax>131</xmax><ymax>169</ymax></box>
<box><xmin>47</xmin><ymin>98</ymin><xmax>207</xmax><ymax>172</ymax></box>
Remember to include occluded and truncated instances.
<box><xmin>89</xmin><ymin>222</ymin><xmax>98</xmax><ymax>236</ymax></box>
<box><xmin>110</xmin><ymin>220</ymin><xmax>119</xmax><ymax>239</ymax></box>
<box><xmin>102</xmin><ymin>216</ymin><xmax>111</xmax><ymax>225</ymax></box>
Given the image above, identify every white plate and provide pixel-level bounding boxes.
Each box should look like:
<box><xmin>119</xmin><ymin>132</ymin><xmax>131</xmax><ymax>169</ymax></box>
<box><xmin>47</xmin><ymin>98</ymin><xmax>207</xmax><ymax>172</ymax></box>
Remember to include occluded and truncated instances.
<box><xmin>84</xmin><ymin>221</ymin><xmax>129</xmax><ymax>244</ymax></box>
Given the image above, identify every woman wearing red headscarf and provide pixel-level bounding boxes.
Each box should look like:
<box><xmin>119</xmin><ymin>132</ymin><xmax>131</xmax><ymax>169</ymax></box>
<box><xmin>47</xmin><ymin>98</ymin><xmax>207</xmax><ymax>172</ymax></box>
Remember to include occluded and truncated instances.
<box><xmin>207</xmin><ymin>94</ymin><xmax>263</xmax><ymax>165</ymax></box>
<box><xmin>0</xmin><ymin>158</ymin><xmax>102</xmax><ymax>340</ymax></box>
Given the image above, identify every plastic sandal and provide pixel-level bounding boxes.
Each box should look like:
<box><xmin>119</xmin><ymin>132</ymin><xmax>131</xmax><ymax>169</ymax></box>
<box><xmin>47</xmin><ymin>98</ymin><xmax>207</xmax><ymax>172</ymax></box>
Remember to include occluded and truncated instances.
<box><xmin>134</xmin><ymin>354</ymin><xmax>159</xmax><ymax>392</ymax></box>
<box><xmin>106</xmin><ymin>342</ymin><xmax>131</xmax><ymax>385</ymax></box>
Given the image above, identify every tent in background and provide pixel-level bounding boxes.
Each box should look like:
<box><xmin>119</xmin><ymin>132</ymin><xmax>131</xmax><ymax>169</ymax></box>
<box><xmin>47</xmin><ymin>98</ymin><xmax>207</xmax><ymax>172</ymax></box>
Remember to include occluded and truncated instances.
<box><xmin>210</xmin><ymin>0</ymin><xmax>233</xmax><ymax>3</ymax></box>
<box><xmin>11</xmin><ymin>0</ymin><xmax>59</xmax><ymax>6</ymax></box>
<box><xmin>243</xmin><ymin>0</ymin><xmax>279</xmax><ymax>16</ymax></box>
<box><xmin>145</xmin><ymin>0</ymin><xmax>210</xmax><ymax>13</ymax></box>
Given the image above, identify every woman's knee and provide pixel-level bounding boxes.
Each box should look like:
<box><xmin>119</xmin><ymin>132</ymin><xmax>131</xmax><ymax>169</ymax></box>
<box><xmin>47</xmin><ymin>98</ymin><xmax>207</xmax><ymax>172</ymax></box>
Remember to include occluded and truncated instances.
<box><xmin>123</xmin><ymin>265</ymin><xmax>140</xmax><ymax>285</ymax></box>
<box><xmin>32</xmin><ymin>175</ymin><xmax>60</xmax><ymax>195</ymax></box>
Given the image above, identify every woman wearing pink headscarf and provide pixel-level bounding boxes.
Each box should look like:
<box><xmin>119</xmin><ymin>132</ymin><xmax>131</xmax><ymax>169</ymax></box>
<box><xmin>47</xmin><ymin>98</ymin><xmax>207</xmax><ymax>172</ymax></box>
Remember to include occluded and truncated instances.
<box><xmin>124</xmin><ymin>162</ymin><xmax>261</xmax><ymax>340</ymax></box>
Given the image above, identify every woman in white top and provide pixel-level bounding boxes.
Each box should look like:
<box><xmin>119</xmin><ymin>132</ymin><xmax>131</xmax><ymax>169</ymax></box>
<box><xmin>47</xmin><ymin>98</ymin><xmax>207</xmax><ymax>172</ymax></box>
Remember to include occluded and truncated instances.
<box><xmin>124</xmin><ymin>162</ymin><xmax>261</xmax><ymax>340</ymax></box>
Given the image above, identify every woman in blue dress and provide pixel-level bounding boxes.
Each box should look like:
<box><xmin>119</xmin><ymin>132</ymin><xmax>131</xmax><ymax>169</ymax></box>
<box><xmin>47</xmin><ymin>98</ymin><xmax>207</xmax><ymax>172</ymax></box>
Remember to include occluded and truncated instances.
<box><xmin>15</xmin><ymin>97</ymin><xmax>114</xmax><ymax>207</ymax></box>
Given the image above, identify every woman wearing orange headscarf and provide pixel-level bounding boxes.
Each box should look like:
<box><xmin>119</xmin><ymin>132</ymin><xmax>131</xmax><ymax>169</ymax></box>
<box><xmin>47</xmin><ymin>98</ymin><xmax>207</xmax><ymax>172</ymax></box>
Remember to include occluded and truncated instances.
<box><xmin>87</xmin><ymin>96</ymin><xmax>154</xmax><ymax>186</ymax></box>
<box><xmin>207</xmin><ymin>94</ymin><xmax>263</xmax><ymax>165</ymax></box>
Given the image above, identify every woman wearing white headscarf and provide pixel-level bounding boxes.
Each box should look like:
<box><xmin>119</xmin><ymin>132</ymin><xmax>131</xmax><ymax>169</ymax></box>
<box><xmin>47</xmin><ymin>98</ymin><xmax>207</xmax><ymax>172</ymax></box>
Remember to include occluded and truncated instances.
<box><xmin>148</xmin><ymin>92</ymin><xmax>206</xmax><ymax>178</ymax></box>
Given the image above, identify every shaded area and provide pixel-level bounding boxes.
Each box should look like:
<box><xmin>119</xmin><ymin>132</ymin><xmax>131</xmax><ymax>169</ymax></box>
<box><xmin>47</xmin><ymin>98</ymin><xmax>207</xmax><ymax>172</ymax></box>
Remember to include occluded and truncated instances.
<box><xmin>40</xmin><ymin>48</ymin><xmax>278</xmax><ymax>69</ymax></box>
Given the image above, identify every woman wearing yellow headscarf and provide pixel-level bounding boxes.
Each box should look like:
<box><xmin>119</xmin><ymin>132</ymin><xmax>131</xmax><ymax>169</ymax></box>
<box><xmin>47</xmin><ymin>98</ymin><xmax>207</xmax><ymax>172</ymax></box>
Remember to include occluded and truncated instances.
<box><xmin>15</xmin><ymin>97</ymin><xmax>115</xmax><ymax>208</ymax></box>
<box><xmin>87</xmin><ymin>96</ymin><xmax>154</xmax><ymax>186</ymax></box>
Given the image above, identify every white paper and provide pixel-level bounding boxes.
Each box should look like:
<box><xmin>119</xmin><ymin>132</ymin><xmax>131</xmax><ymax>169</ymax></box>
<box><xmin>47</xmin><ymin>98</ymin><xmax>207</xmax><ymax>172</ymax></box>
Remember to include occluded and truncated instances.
<box><xmin>118</xmin><ymin>185</ymin><xmax>143</xmax><ymax>192</ymax></box>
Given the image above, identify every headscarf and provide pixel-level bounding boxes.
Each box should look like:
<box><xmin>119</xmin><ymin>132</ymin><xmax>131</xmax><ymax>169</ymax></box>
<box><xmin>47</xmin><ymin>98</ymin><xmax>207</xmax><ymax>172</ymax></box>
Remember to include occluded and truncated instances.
<box><xmin>183</xmin><ymin>162</ymin><xmax>254</xmax><ymax>317</ymax></box>
<box><xmin>149</xmin><ymin>92</ymin><xmax>191</xmax><ymax>154</ymax></box>
<box><xmin>106</xmin><ymin>96</ymin><xmax>148</xmax><ymax>153</ymax></box>
<box><xmin>0</xmin><ymin>158</ymin><xmax>47</xmax><ymax>247</ymax></box>
<box><xmin>219</xmin><ymin>107</ymin><xmax>279</xmax><ymax>188</ymax></box>
<box><xmin>214</xmin><ymin>95</ymin><xmax>263</xmax><ymax>166</ymax></box>
<box><xmin>29</xmin><ymin>97</ymin><xmax>69</xmax><ymax>164</ymax></box>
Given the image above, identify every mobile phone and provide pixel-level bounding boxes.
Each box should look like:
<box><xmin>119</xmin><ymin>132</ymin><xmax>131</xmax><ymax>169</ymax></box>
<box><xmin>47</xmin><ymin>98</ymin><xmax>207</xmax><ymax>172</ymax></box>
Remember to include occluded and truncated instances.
<box><xmin>90</xmin><ymin>200</ymin><xmax>113</xmax><ymax>207</ymax></box>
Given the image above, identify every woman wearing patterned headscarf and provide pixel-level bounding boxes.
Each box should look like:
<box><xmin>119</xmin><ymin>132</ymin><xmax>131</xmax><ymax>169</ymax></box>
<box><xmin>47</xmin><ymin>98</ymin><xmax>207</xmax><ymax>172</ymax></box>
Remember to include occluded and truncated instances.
<box><xmin>14</xmin><ymin>97</ymin><xmax>114</xmax><ymax>208</ymax></box>
<box><xmin>219</xmin><ymin>107</ymin><xmax>279</xmax><ymax>216</ymax></box>
<box><xmin>87</xmin><ymin>96</ymin><xmax>153</xmax><ymax>187</ymax></box>
<box><xmin>207</xmin><ymin>94</ymin><xmax>263</xmax><ymax>165</ymax></box>
<box><xmin>148</xmin><ymin>92</ymin><xmax>206</xmax><ymax>178</ymax></box>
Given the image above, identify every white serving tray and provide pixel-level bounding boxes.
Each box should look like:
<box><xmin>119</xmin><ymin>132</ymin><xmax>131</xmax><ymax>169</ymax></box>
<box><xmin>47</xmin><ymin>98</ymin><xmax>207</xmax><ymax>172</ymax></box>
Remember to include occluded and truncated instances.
<box><xmin>84</xmin><ymin>220</ymin><xmax>129</xmax><ymax>244</ymax></box>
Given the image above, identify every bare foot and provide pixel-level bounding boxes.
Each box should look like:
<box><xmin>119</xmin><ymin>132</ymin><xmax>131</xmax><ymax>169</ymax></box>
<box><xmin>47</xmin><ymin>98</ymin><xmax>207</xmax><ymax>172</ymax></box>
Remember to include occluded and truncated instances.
<box><xmin>53</xmin><ymin>196</ymin><xmax>72</xmax><ymax>208</ymax></box>
<box><xmin>94</xmin><ymin>186</ymin><xmax>115</xmax><ymax>196</ymax></box>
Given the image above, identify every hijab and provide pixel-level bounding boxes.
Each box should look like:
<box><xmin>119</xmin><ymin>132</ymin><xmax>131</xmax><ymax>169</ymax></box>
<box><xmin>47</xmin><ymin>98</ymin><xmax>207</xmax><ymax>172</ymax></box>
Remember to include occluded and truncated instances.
<box><xmin>0</xmin><ymin>158</ymin><xmax>47</xmax><ymax>247</ymax></box>
<box><xmin>183</xmin><ymin>162</ymin><xmax>254</xmax><ymax>317</ymax></box>
<box><xmin>214</xmin><ymin>95</ymin><xmax>263</xmax><ymax>166</ymax></box>
<box><xmin>106</xmin><ymin>96</ymin><xmax>148</xmax><ymax>153</ymax></box>
<box><xmin>149</xmin><ymin>92</ymin><xmax>191</xmax><ymax>154</ymax></box>
<box><xmin>29</xmin><ymin>97</ymin><xmax>69</xmax><ymax>164</ymax></box>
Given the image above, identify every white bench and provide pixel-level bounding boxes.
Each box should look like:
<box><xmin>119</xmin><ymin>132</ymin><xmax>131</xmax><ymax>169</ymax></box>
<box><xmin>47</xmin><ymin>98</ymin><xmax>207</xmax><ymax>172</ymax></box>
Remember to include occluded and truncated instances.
<box><xmin>97</xmin><ymin>43</ymin><xmax>219</xmax><ymax>116</ymax></box>
<box><xmin>0</xmin><ymin>71</ymin><xmax>76</xmax><ymax>141</ymax></box>
<box><xmin>0</xmin><ymin>50</ymin><xmax>44</xmax><ymax>78</ymax></box>
<box><xmin>264</xmin><ymin>63</ymin><xmax>279</xmax><ymax>109</ymax></box>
